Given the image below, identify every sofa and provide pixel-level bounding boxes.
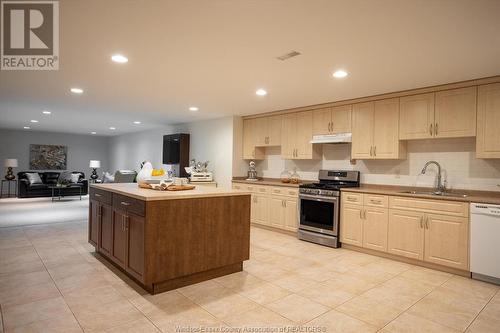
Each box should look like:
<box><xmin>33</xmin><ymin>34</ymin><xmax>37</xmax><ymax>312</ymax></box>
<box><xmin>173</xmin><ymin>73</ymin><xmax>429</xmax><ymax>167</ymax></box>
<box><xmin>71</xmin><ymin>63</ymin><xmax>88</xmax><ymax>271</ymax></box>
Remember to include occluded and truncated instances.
<box><xmin>18</xmin><ymin>171</ymin><xmax>88</xmax><ymax>198</ymax></box>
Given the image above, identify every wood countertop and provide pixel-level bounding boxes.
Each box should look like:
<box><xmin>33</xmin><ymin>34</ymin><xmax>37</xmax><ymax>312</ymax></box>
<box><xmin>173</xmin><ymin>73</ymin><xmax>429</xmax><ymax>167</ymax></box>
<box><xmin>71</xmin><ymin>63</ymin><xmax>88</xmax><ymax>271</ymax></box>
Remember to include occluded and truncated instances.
<box><xmin>91</xmin><ymin>183</ymin><xmax>250</xmax><ymax>201</ymax></box>
<box><xmin>341</xmin><ymin>184</ymin><xmax>500</xmax><ymax>205</ymax></box>
<box><xmin>232</xmin><ymin>177</ymin><xmax>314</xmax><ymax>188</ymax></box>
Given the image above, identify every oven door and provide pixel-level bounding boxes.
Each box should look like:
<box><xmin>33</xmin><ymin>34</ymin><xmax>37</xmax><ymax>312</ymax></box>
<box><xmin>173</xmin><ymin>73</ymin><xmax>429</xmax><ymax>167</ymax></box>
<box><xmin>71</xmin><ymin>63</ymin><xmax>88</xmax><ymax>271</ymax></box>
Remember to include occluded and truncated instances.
<box><xmin>299</xmin><ymin>194</ymin><xmax>339</xmax><ymax>236</ymax></box>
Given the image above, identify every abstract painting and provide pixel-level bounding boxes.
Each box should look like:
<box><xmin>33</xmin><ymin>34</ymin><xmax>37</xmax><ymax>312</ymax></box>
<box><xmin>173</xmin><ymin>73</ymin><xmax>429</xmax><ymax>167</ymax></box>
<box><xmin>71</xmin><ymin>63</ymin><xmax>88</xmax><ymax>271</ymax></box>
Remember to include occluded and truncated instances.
<box><xmin>29</xmin><ymin>144</ymin><xmax>67</xmax><ymax>170</ymax></box>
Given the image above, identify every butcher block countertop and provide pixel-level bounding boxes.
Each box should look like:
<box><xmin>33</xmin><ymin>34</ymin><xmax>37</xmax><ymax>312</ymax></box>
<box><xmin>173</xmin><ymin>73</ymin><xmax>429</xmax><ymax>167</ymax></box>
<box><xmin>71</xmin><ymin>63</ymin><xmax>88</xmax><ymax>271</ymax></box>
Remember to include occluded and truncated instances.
<box><xmin>341</xmin><ymin>184</ymin><xmax>500</xmax><ymax>205</ymax></box>
<box><xmin>91</xmin><ymin>183</ymin><xmax>250</xmax><ymax>201</ymax></box>
<box><xmin>232</xmin><ymin>177</ymin><xmax>314</xmax><ymax>188</ymax></box>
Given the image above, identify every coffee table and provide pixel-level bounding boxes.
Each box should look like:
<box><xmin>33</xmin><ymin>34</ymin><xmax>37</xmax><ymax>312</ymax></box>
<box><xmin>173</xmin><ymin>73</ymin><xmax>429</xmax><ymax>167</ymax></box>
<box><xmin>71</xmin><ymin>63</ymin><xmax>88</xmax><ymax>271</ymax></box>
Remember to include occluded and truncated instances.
<box><xmin>48</xmin><ymin>185</ymin><xmax>82</xmax><ymax>201</ymax></box>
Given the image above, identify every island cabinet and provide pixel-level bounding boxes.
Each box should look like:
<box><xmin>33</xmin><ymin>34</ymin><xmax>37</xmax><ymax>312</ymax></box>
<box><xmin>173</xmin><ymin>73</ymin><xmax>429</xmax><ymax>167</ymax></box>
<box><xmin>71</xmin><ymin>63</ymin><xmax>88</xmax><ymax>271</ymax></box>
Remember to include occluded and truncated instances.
<box><xmin>88</xmin><ymin>185</ymin><xmax>251</xmax><ymax>294</ymax></box>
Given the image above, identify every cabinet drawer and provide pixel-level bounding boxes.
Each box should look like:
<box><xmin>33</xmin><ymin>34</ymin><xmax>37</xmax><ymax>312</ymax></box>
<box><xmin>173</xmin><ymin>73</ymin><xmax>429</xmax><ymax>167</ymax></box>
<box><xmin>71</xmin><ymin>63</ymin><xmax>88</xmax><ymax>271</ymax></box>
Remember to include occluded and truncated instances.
<box><xmin>389</xmin><ymin>196</ymin><xmax>468</xmax><ymax>217</ymax></box>
<box><xmin>89</xmin><ymin>188</ymin><xmax>112</xmax><ymax>205</ymax></box>
<box><xmin>255</xmin><ymin>186</ymin><xmax>270</xmax><ymax>194</ymax></box>
<box><xmin>113</xmin><ymin>194</ymin><xmax>145</xmax><ymax>217</ymax></box>
<box><xmin>232</xmin><ymin>183</ymin><xmax>244</xmax><ymax>190</ymax></box>
<box><xmin>270</xmin><ymin>186</ymin><xmax>298</xmax><ymax>197</ymax></box>
<box><xmin>342</xmin><ymin>192</ymin><xmax>363</xmax><ymax>205</ymax></box>
<box><xmin>364</xmin><ymin>194</ymin><xmax>388</xmax><ymax>208</ymax></box>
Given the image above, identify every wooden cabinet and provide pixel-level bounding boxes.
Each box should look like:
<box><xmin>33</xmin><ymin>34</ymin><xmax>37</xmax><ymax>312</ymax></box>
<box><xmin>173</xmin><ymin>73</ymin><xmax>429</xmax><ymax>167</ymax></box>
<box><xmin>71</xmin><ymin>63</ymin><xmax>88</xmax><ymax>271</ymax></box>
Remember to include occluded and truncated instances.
<box><xmin>363</xmin><ymin>207</ymin><xmax>388</xmax><ymax>252</ymax></box>
<box><xmin>243</xmin><ymin>119</ymin><xmax>264</xmax><ymax>160</ymax></box>
<box><xmin>282</xmin><ymin>111</ymin><xmax>321</xmax><ymax>160</ymax></box>
<box><xmin>126</xmin><ymin>213</ymin><xmax>145</xmax><ymax>280</ymax></box>
<box><xmin>99</xmin><ymin>203</ymin><xmax>113</xmax><ymax>257</ymax></box>
<box><xmin>251</xmin><ymin>194</ymin><xmax>269</xmax><ymax>225</ymax></box>
<box><xmin>352</xmin><ymin>99</ymin><xmax>405</xmax><ymax>159</ymax></box>
<box><xmin>255</xmin><ymin>115</ymin><xmax>282</xmax><ymax>147</ymax></box>
<box><xmin>477</xmin><ymin>83</ymin><xmax>500</xmax><ymax>158</ymax></box>
<box><xmin>424</xmin><ymin>214</ymin><xmax>468</xmax><ymax>270</ymax></box>
<box><xmin>88</xmin><ymin>199</ymin><xmax>100</xmax><ymax>247</ymax></box>
<box><xmin>111</xmin><ymin>209</ymin><xmax>127</xmax><ymax>266</ymax></box>
<box><xmin>284</xmin><ymin>198</ymin><xmax>298</xmax><ymax>231</ymax></box>
<box><xmin>340</xmin><ymin>204</ymin><xmax>364</xmax><ymax>246</ymax></box>
<box><xmin>387</xmin><ymin>209</ymin><xmax>425</xmax><ymax>260</ymax></box>
<box><xmin>268</xmin><ymin>195</ymin><xmax>297</xmax><ymax>231</ymax></box>
<box><xmin>399</xmin><ymin>88</ymin><xmax>477</xmax><ymax>140</ymax></box>
<box><xmin>312</xmin><ymin>105</ymin><xmax>352</xmax><ymax>135</ymax></box>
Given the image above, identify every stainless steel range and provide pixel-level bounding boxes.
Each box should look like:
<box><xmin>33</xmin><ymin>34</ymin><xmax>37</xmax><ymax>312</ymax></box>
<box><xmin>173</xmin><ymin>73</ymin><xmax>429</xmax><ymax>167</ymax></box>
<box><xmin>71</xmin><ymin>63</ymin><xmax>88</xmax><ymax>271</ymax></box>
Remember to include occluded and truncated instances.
<box><xmin>298</xmin><ymin>170</ymin><xmax>360</xmax><ymax>248</ymax></box>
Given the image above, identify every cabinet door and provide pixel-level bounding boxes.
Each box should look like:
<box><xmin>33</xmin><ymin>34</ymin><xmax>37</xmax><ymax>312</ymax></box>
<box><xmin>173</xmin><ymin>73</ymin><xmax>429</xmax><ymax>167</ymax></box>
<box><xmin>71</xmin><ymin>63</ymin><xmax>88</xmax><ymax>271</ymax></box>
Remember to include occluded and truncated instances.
<box><xmin>281</xmin><ymin>113</ymin><xmax>296</xmax><ymax>159</ymax></box>
<box><xmin>363</xmin><ymin>208</ymin><xmax>388</xmax><ymax>252</ymax></box>
<box><xmin>284</xmin><ymin>198</ymin><xmax>298</xmax><ymax>231</ymax></box>
<box><xmin>424</xmin><ymin>214</ymin><xmax>468</xmax><ymax>270</ymax></box>
<box><xmin>373</xmin><ymin>98</ymin><xmax>404</xmax><ymax>159</ymax></box>
<box><xmin>399</xmin><ymin>93</ymin><xmax>434</xmax><ymax>140</ymax></box>
<box><xmin>99</xmin><ymin>203</ymin><xmax>113</xmax><ymax>256</ymax></box>
<box><xmin>111</xmin><ymin>209</ymin><xmax>127</xmax><ymax>267</ymax></box>
<box><xmin>255</xmin><ymin>117</ymin><xmax>268</xmax><ymax>146</ymax></box>
<box><xmin>268</xmin><ymin>196</ymin><xmax>285</xmax><ymax>228</ymax></box>
<box><xmin>477</xmin><ymin>83</ymin><xmax>500</xmax><ymax>158</ymax></box>
<box><xmin>268</xmin><ymin>115</ymin><xmax>282</xmax><ymax>146</ymax></box>
<box><xmin>435</xmin><ymin>87</ymin><xmax>477</xmax><ymax>138</ymax></box>
<box><xmin>296</xmin><ymin>111</ymin><xmax>314</xmax><ymax>159</ymax></box>
<box><xmin>340</xmin><ymin>204</ymin><xmax>363</xmax><ymax>246</ymax></box>
<box><xmin>252</xmin><ymin>195</ymin><xmax>269</xmax><ymax>225</ymax></box>
<box><xmin>126</xmin><ymin>213</ymin><xmax>145</xmax><ymax>280</ymax></box>
<box><xmin>243</xmin><ymin>119</ymin><xmax>264</xmax><ymax>159</ymax></box>
<box><xmin>388</xmin><ymin>210</ymin><xmax>425</xmax><ymax>260</ymax></box>
<box><xmin>88</xmin><ymin>199</ymin><xmax>99</xmax><ymax>247</ymax></box>
<box><xmin>351</xmin><ymin>102</ymin><xmax>374</xmax><ymax>159</ymax></box>
<box><xmin>331</xmin><ymin>105</ymin><xmax>352</xmax><ymax>133</ymax></box>
<box><xmin>312</xmin><ymin>107</ymin><xmax>331</xmax><ymax>135</ymax></box>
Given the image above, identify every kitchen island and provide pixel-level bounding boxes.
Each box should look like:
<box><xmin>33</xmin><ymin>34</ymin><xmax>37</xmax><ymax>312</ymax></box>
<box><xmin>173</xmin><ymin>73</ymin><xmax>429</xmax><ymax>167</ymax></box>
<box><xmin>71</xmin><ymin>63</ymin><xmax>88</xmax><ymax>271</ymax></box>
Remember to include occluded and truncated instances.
<box><xmin>88</xmin><ymin>183</ymin><xmax>251</xmax><ymax>294</ymax></box>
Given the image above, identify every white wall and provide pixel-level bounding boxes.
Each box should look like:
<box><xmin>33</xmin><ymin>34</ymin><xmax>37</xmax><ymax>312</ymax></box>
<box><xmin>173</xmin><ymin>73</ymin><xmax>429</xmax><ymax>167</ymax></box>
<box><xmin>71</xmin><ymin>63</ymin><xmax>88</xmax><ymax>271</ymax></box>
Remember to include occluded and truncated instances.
<box><xmin>254</xmin><ymin>137</ymin><xmax>500</xmax><ymax>192</ymax></box>
<box><xmin>108</xmin><ymin>126</ymin><xmax>175</xmax><ymax>173</ymax></box>
<box><xmin>0</xmin><ymin>129</ymin><xmax>110</xmax><ymax>177</ymax></box>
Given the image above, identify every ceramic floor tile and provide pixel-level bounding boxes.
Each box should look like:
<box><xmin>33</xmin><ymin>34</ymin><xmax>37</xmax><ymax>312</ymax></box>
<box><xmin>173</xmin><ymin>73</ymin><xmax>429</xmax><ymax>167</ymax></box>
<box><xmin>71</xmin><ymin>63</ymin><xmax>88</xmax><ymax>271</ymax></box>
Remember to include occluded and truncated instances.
<box><xmin>223</xmin><ymin>306</ymin><xmax>293</xmax><ymax>328</ymax></box>
<box><xmin>47</xmin><ymin>262</ymin><xmax>97</xmax><ymax>281</ymax></box>
<box><xmin>236</xmin><ymin>281</ymin><xmax>291</xmax><ymax>305</ymax></box>
<box><xmin>213</xmin><ymin>271</ymin><xmax>263</xmax><ymax>290</ymax></box>
<box><xmin>129</xmin><ymin>290</ymin><xmax>195</xmax><ymax>316</ymax></box>
<box><xmin>7</xmin><ymin>314</ymin><xmax>83</xmax><ymax>333</ymax></box>
<box><xmin>63</xmin><ymin>284</ymin><xmax>126</xmax><ymax>309</ymax></box>
<box><xmin>2</xmin><ymin>296</ymin><xmax>72</xmax><ymax>330</ymax></box>
<box><xmin>380</xmin><ymin>313</ymin><xmax>460</xmax><ymax>333</ymax></box>
<box><xmin>306</xmin><ymin>309</ymin><xmax>378</xmax><ymax>333</ymax></box>
<box><xmin>99</xmin><ymin>317</ymin><xmax>161</xmax><ymax>333</ymax></box>
<box><xmin>0</xmin><ymin>246</ymin><xmax>39</xmax><ymax>266</ymax></box>
<box><xmin>178</xmin><ymin>280</ymin><xmax>229</xmax><ymax>303</ymax></box>
<box><xmin>336</xmin><ymin>295</ymin><xmax>405</xmax><ymax>328</ymax></box>
<box><xmin>466</xmin><ymin>313</ymin><xmax>500</xmax><ymax>333</ymax></box>
<box><xmin>265</xmin><ymin>294</ymin><xmax>329</xmax><ymax>324</ymax></box>
<box><xmin>197</xmin><ymin>289</ymin><xmax>260</xmax><ymax>319</ymax></box>
<box><xmin>0</xmin><ymin>270</ymin><xmax>53</xmax><ymax>293</ymax></box>
<box><xmin>0</xmin><ymin>258</ymin><xmax>45</xmax><ymax>277</ymax></box>
<box><xmin>298</xmin><ymin>282</ymin><xmax>356</xmax><ymax>308</ymax></box>
<box><xmin>440</xmin><ymin>276</ymin><xmax>498</xmax><ymax>301</ymax></box>
<box><xmin>0</xmin><ymin>281</ymin><xmax>60</xmax><ymax>307</ymax></box>
<box><xmin>271</xmin><ymin>273</ymin><xmax>319</xmax><ymax>293</ymax></box>
<box><xmin>54</xmin><ymin>271</ymin><xmax>111</xmax><ymax>295</ymax></box>
<box><xmin>399</xmin><ymin>267</ymin><xmax>452</xmax><ymax>287</ymax></box>
<box><xmin>322</xmin><ymin>272</ymin><xmax>379</xmax><ymax>295</ymax></box>
<box><xmin>146</xmin><ymin>304</ymin><xmax>223</xmax><ymax>333</ymax></box>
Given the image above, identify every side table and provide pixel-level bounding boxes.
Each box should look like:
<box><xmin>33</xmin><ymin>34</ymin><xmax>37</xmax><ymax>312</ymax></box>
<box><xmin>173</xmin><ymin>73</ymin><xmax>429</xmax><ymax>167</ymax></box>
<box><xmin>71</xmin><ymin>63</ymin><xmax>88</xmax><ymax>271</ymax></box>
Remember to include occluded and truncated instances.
<box><xmin>1</xmin><ymin>179</ymin><xmax>17</xmax><ymax>198</ymax></box>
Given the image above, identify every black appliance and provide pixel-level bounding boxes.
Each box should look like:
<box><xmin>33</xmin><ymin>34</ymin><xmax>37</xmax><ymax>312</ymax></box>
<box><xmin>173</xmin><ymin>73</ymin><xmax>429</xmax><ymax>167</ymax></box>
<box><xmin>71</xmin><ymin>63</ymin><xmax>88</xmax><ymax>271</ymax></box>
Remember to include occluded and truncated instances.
<box><xmin>298</xmin><ymin>170</ymin><xmax>360</xmax><ymax>248</ymax></box>
<box><xmin>163</xmin><ymin>134</ymin><xmax>190</xmax><ymax>178</ymax></box>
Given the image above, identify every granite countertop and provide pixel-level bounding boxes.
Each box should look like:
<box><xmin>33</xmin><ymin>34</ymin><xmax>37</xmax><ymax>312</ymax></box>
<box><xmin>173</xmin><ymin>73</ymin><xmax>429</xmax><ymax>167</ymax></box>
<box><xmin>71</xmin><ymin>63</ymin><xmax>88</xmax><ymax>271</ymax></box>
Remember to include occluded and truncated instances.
<box><xmin>91</xmin><ymin>183</ymin><xmax>250</xmax><ymax>201</ymax></box>
<box><xmin>341</xmin><ymin>184</ymin><xmax>500</xmax><ymax>205</ymax></box>
<box><xmin>232</xmin><ymin>177</ymin><xmax>315</xmax><ymax>188</ymax></box>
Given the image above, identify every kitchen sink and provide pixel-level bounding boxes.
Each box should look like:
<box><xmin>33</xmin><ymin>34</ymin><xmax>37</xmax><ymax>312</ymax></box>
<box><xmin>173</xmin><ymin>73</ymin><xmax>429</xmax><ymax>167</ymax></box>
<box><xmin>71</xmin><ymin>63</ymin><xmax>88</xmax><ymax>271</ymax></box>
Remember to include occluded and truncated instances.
<box><xmin>399</xmin><ymin>190</ymin><xmax>468</xmax><ymax>198</ymax></box>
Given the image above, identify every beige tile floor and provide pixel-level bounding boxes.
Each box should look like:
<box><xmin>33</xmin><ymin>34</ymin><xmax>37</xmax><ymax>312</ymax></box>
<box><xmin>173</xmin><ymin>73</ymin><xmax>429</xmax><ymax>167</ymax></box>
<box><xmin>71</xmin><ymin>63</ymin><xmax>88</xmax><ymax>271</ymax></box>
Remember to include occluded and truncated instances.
<box><xmin>0</xmin><ymin>221</ymin><xmax>499</xmax><ymax>333</ymax></box>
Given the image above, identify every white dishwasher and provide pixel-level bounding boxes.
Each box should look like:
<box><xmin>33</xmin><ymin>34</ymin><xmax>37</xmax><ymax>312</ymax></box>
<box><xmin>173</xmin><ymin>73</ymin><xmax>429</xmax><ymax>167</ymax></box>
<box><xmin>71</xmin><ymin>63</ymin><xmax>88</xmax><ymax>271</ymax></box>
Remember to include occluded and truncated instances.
<box><xmin>470</xmin><ymin>203</ymin><xmax>500</xmax><ymax>285</ymax></box>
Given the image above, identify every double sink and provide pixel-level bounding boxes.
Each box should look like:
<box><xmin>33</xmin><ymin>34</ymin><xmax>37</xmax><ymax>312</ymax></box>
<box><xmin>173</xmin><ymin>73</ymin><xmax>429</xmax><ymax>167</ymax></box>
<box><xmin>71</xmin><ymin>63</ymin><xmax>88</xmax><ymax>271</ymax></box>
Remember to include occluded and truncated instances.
<box><xmin>399</xmin><ymin>190</ymin><xmax>468</xmax><ymax>198</ymax></box>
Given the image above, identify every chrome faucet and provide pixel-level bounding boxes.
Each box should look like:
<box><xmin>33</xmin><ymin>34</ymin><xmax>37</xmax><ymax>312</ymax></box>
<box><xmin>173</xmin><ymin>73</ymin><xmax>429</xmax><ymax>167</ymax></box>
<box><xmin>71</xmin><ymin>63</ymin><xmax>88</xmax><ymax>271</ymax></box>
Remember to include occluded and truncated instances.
<box><xmin>421</xmin><ymin>161</ymin><xmax>446</xmax><ymax>193</ymax></box>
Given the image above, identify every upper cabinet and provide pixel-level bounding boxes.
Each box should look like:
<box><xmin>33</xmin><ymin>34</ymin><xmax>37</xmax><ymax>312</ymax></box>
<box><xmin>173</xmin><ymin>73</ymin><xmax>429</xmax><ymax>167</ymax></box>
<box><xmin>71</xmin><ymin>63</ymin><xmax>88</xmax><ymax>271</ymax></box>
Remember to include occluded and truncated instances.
<box><xmin>477</xmin><ymin>83</ymin><xmax>500</xmax><ymax>158</ymax></box>
<box><xmin>242</xmin><ymin>119</ymin><xmax>264</xmax><ymax>160</ymax></box>
<box><xmin>399</xmin><ymin>87</ymin><xmax>477</xmax><ymax>140</ymax></box>
<box><xmin>352</xmin><ymin>98</ymin><xmax>406</xmax><ymax>159</ymax></box>
<box><xmin>255</xmin><ymin>115</ymin><xmax>282</xmax><ymax>147</ymax></box>
<box><xmin>282</xmin><ymin>111</ymin><xmax>321</xmax><ymax>160</ymax></box>
<box><xmin>312</xmin><ymin>105</ymin><xmax>352</xmax><ymax>135</ymax></box>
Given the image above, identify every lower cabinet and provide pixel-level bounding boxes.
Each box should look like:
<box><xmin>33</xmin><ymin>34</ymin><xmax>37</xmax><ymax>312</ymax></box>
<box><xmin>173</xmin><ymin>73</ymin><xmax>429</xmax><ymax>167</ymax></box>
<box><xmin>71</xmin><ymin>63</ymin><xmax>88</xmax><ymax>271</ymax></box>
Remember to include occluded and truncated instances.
<box><xmin>111</xmin><ymin>209</ymin><xmax>127</xmax><ymax>266</ymax></box>
<box><xmin>99</xmin><ymin>203</ymin><xmax>113</xmax><ymax>257</ymax></box>
<box><xmin>387</xmin><ymin>210</ymin><xmax>425</xmax><ymax>260</ymax></box>
<box><xmin>363</xmin><ymin>207</ymin><xmax>388</xmax><ymax>252</ymax></box>
<box><xmin>251</xmin><ymin>194</ymin><xmax>269</xmax><ymax>225</ymax></box>
<box><xmin>340</xmin><ymin>204</ymin><xmax>364</xmax><ymax>246</ymax></box>
<box><xmin>89</xmin><ymin>199</ymin><xmax>100</xmax><ymax>247</ymax></box>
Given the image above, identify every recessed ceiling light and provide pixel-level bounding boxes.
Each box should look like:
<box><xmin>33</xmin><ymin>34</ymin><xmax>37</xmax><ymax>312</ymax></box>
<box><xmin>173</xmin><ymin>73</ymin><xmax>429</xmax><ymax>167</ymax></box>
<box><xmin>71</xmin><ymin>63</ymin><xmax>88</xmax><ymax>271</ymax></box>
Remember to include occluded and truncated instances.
<box><xmin>189</xmin><ymin>106</ymin><xmax>199</xmax><ymax>111</ymax></box>
<box><xmin>23</xmin><ymin>126</ymin><xmax>30</xmax><ymax>129</ymax></box>
<box><xmin>256</xmin><ymin>89</ymin><xmax>267</xmax><ymax>96</ymax></box>
<box><xmin>42</xmin><ymin>110</ymin><xmax>51</xmax><ymax>115</ymax></box>
<box><xmin>30</xmin><ymin>120</ymin><xmax>39</xmax><ymax>123</ymax></box>
<box><xmin>91</xmin><ymin>131</ymin><xmax>97</xmax><ymax>135</ymax></box>
<box><xmin>109</xmin><ymin>127</ymin><xmax>116</xmax><ymax>130</ymax></box>
<box><xmin>70</xmin><ymin>87</ymin><xmax>84</xmax><ymax>94</ymax></box>
<box><xmin>111</xmin><ymin>54</ymin><xmax>128</xmax><ymax>63</ymax></box>
<box><xmin>332</xmin><ymin>70</ymin><xmax>348</xmax><ymax>78</ymax></box>
<box><xmin>133</xmin><ymin>121</ymin><xmax>141</xmax><ymax>124</ymax></box>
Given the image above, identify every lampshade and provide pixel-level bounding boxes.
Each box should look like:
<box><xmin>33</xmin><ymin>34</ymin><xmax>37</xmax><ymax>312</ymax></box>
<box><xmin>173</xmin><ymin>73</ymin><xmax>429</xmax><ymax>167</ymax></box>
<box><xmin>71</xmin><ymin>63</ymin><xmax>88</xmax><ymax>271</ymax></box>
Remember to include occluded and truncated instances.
<box><xmin>89</xmin><ymin>160</ymin><xmax>101</xmax><ymax>168</ymax></box>
<box><xmin>4</xmin><ymin>159</ymin><xmax>18</xmax><ymax>167</ymax></box>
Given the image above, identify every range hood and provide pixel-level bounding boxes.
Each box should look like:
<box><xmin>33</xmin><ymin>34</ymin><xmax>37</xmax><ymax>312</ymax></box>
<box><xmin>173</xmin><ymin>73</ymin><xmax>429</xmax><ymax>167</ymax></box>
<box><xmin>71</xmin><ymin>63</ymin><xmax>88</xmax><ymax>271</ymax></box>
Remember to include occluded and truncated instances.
<box><xmin>310</xmin><ymin>133</ymin><xmax>352</xmax><ymax>144</ymax></box>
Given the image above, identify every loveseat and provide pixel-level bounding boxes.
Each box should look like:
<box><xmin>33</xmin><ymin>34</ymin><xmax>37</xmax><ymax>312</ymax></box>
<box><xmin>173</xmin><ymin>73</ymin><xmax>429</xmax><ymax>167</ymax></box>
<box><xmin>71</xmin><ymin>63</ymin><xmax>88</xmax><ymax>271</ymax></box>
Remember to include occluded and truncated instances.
<box><xmin>18</xmin><ymin>171</ymin><xmax>88</xmax><ymax>198</ymax></box>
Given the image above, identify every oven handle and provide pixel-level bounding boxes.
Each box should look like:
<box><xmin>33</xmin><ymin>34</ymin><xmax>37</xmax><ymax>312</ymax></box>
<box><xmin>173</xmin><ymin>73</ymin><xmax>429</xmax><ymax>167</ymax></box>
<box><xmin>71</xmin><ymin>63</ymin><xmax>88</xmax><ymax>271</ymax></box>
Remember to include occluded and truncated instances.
<box><xmin>299</xmin><ymin>194</ymin><xmax>338</xmax><ymax>203</ymax></box>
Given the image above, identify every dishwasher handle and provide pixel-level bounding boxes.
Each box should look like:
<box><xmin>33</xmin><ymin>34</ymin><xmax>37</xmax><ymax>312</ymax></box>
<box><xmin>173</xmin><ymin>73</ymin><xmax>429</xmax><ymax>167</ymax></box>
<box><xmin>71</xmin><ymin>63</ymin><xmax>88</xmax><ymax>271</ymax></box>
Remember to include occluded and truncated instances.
<box><xmin>471</xmin><ymin>203</ymin><xmax>500</xmax><ymax>217</ymax></box>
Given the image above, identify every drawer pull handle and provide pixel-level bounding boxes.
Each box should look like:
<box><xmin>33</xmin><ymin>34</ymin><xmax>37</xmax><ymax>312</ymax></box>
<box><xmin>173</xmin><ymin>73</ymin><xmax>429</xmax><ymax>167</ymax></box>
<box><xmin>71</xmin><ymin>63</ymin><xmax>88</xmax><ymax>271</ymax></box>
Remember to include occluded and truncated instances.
<box><xmin>274</xmin><ymin>190</ymin><xmax>280</xmax><ymax>193</ymax></box>
<box><xmin>94</xmin><ymin>193</ymin><xmax>102</xmax><ymax>197</ymax></box>
<box><xmin>120</xmin><ymin>201</ymin><xmax>131</xmax><ymax>206</ymax></box>
<box><xmin>370</xmin><ymin>199</ymin><xmax>382</xmax><ymax>204</ymax></box>
<box><xmin>347</xmin><ymin>197</ymin><xmax>357</xmax><ymax>202</ymax></box>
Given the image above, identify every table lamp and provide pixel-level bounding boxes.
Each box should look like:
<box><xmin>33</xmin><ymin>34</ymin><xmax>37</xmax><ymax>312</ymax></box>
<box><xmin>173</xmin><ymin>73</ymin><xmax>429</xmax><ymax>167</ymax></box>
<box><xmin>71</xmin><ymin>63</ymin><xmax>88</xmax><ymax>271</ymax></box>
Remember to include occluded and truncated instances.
<box><xmin>89</xmin><ymin>160</ymin><xmax>101</xmax><ymax>181</ymax></box>
<box><xmin>4</xmin><ymin>159</ymin><xmax>18</xmax><ymax>180</ymax></box>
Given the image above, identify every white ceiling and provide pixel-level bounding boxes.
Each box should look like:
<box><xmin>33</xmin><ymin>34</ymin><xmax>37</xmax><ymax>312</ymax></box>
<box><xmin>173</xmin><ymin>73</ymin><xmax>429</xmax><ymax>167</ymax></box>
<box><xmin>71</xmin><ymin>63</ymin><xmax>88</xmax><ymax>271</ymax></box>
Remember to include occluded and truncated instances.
<box><xmin>1</xmin><ymin>0</ymin><xmax>500</xmax><ymax>136</ymax></box>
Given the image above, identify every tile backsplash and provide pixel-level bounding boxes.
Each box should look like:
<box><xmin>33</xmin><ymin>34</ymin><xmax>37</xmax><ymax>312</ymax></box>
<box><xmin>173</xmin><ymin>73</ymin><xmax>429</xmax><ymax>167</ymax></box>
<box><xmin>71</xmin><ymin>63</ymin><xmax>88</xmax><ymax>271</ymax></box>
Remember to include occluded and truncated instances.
<box><xmin>254</xmin><ymin>137</ymin><xmax>500</xmax><ymax>192</ymax></box>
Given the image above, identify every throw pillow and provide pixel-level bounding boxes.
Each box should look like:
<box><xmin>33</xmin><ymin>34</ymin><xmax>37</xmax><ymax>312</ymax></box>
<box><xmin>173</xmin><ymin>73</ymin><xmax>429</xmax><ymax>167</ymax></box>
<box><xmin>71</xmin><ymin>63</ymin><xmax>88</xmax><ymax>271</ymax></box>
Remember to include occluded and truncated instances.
<box><xmin>102</xmin><ymin>172</ymin><xmax>115</xmax><ymax>183</ymax></box>
<box><xmin>70</xmin><ymin>173</ymin><xmax>80</xmax><ymax>183</ymax></box>
<box><xmin>57</xmin><ymin>172</ymin><xmax>72</xmax><ymax>184</ymax></box>
<box><xmin>26</xmin><ymin>173</ymin><xmax>43</xmax><ymax>185</ymax></box>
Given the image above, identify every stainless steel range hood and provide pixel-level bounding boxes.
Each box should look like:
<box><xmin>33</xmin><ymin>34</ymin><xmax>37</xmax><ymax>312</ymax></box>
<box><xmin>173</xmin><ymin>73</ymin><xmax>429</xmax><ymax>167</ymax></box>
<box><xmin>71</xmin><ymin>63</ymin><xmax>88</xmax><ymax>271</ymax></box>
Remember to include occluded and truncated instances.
<box><xmin>310</xmin><ymin>133</ymin><xmax>352</xmax><ymax>144</ymax></box>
